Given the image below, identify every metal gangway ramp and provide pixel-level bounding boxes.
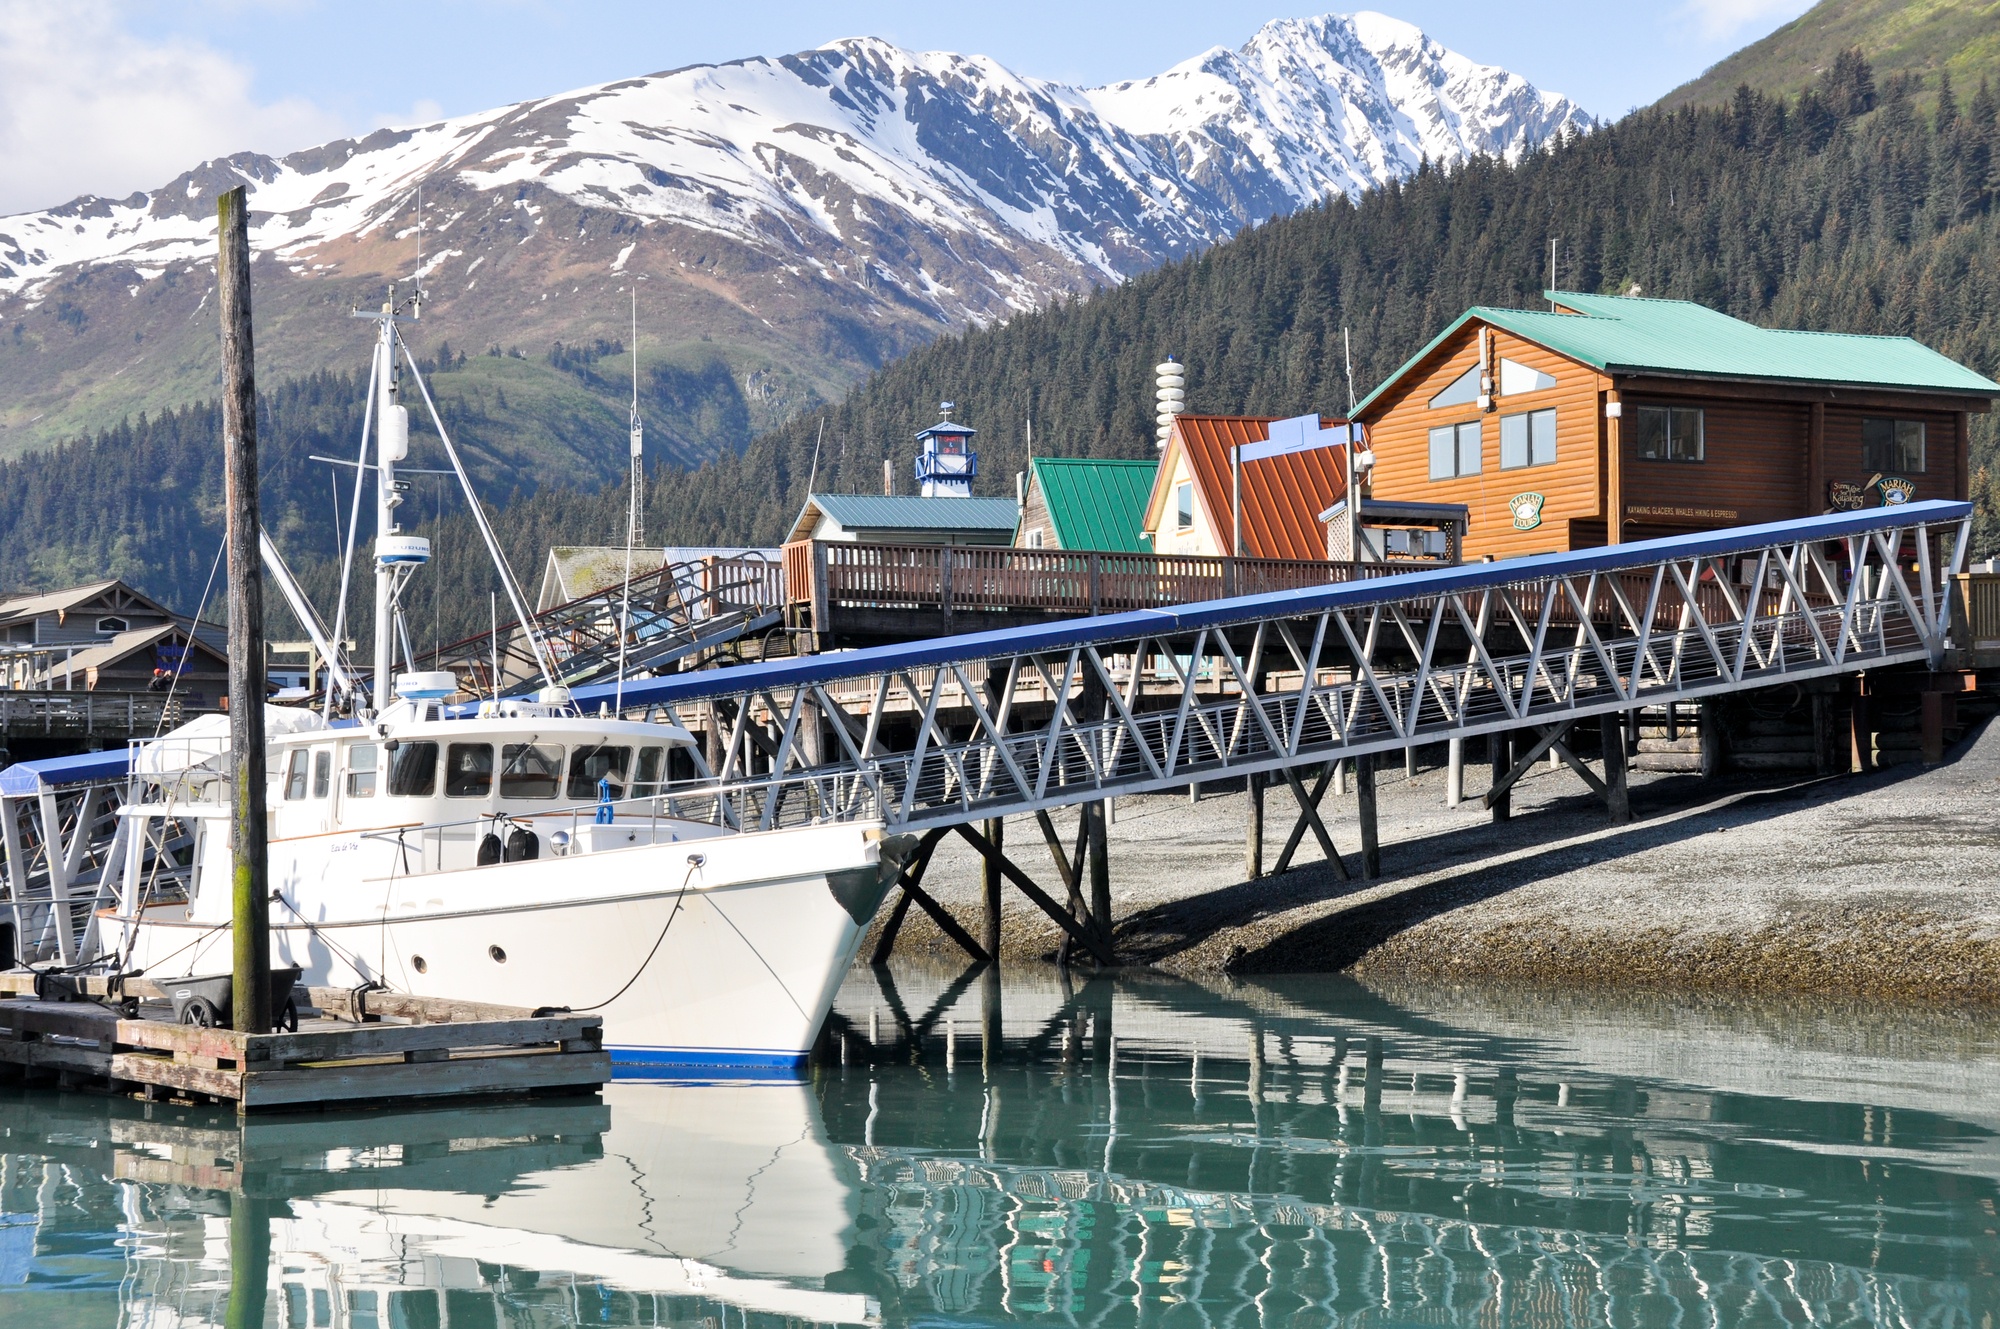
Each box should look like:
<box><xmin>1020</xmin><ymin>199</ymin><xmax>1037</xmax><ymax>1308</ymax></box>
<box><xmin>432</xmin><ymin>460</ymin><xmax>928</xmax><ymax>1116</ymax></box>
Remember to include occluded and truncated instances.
<box><xmin>566</xmin><ymin>502</ymin><xmax>1971</xmax><ymax>962</ymax></box>
<box><xmin>423</xmin><ymin>550</ymin><xmax>785</xmax><ymax>693</ymax></box>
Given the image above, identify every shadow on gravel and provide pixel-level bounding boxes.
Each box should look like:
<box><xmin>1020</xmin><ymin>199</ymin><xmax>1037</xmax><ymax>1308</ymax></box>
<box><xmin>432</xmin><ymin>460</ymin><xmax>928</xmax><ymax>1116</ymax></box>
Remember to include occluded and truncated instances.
<box><xmin>1116</xmin><ymin>726</ymin><xmax>1975</xmax><ymax>971</ymax></box>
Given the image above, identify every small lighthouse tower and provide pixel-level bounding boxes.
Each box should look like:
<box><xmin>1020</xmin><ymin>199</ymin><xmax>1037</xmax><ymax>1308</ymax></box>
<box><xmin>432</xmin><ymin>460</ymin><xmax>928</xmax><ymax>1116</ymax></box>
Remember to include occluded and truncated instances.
<box><xmin>913</xmin><ymin>401</ymin><xmax>977</xmax><ymax>498</ymax></box>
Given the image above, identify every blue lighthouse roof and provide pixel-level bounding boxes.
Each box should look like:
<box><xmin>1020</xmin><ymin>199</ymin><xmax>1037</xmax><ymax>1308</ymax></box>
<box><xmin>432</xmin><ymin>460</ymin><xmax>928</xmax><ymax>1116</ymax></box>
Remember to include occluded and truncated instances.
<box><xmin>914</xmin><ymin>420</ymin><xmax>977</xmax><ymax>441</ymax></box>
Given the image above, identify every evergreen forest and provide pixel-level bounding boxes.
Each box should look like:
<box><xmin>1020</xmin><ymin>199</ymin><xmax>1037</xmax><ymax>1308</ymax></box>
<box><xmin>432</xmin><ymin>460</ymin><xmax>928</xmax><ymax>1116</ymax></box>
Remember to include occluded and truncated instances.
<box><xmin>9</xmin><ymin>50</ymin><xmax>2000</xmax><ymax>649</ymax></box>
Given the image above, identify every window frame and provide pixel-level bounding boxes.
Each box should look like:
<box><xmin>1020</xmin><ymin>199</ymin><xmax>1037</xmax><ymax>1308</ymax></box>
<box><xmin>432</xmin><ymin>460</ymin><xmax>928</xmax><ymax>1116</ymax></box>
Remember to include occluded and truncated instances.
<box><xmin>1633</xmin><ymin>405</ymin><xmax>1706</xmax><ymax>463</ymax></box>
<box><xmin>565</xmin><ymin>744</ymin><xmax>632</xmax><ymax>803</ymax></box>
<box><xmin>387</xmin><ymin>741</ymin><xmax>440</xmax><ymax>798</ymax></box>
<box><xmin>345</xmin><ymin>743</ymin><xmax>378</xmax><ymax>798</ymax></box>
<box><xmin>499</xmin><ymin>743</ymin><xmax>564</xmax><ymax>800</ymax></box>
<box><xmin>1861</xmin><ymin>417</ymin><xmax>1926</xmax><ymax>474</ymax></box>
<box><xmin>282</xmin><ymin>749</ymin><xmax>309</xmax><ymax>802</ymax></box>
<box><xmin>1173</xmin><ymin>481</ymin><xmax>1194</xmax><ymax>532</ymax></box>
<box><xmin>95</xmin><ymin>616</ymin><xmax>129</xmax><ymax>635</ymax></box>
<box><xmin>1428</xmin><ymin>420</ymin><xmax>1482</xmax><ymax>480</ymax></box>
<box><xmin>311</xmin><ymin>749</ymin><xmax>332</xmax><ymax>800</ymax></box>
<box><xmin>1499</xmin><ymin>407</ymin><xmax>1557</xmax><ymax>470</ymax></box>
<box><xmin>443</xmin><ymin>742</ymin><xmax>495</xmax><ymax>798</ymax></box>
<box><xmin>1428</xmin><ymin>362</ymin><xmax>1481</xmax><ymax>410</ymax></box>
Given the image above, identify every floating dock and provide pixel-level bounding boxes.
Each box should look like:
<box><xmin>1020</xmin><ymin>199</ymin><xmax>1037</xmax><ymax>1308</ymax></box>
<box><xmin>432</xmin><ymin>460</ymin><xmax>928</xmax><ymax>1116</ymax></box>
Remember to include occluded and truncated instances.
<box><xmin>0</xmin><ymin>974</ymin><xmax>608</xmax><ymax>1113</ymax></box>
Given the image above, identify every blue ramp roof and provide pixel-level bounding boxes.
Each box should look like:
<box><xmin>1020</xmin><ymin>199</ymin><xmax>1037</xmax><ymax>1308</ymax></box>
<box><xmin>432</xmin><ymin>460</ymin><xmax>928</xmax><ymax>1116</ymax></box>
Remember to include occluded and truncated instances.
<box><xmin>0</xmin><ymin>748</ymin><xmax>130</xmax><ymax>798</ymax></box>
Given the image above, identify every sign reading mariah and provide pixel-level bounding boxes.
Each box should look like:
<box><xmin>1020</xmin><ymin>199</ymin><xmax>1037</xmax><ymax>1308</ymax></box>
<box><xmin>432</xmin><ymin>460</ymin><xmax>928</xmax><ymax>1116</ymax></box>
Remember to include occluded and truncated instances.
<box><xmin>1507</xmin><ymin>492</ymin><xmax>1545</xmax><ymax>531</ymax></box>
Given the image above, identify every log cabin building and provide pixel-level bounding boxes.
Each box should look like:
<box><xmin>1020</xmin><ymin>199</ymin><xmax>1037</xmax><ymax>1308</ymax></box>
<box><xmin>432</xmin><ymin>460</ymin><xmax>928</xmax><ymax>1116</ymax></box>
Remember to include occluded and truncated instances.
<box><xmin>1353</xmin><ymin>291</ymin><xmax>2000</xmax><ymax>559</ymax></box>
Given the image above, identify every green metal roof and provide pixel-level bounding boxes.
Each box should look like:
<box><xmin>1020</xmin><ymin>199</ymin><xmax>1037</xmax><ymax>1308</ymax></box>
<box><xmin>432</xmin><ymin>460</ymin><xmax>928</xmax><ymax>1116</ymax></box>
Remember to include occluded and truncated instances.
<box><xmin>1027</xmin><ymin>457</ymin><xmax>1159</xmax><ymax>552</ymax></box>
<box><xmin>1354</xmin><ymin>291</ymin><xmax>2000</xmax><ymax>417</ymax></box>
<box><xmin>806</xmin><ymin>493</ymin><xmax>1021</xmax><ymax>532</ymax></box>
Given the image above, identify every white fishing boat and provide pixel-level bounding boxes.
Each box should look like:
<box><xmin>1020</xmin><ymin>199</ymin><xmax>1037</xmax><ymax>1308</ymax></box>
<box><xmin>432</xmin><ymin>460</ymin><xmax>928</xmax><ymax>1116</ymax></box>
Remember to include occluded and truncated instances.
<box><xmin>101</xmin><ymin>287</ymin><xmax>901</xmax><ymax>1073</ymax></box>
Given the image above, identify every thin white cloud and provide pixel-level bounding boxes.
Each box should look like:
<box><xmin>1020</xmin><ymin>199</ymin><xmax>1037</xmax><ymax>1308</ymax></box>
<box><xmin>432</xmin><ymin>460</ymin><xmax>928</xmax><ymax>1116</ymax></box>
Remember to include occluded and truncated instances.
<box><xmin>0</xmin><ymin>0</ymin><xmax>343</xmax><ymax>215</ymax></box>
<box><xmin>1676</xmin><ymin>0</ymin><xmax>1817</xmax><ymax>43</ymax></box>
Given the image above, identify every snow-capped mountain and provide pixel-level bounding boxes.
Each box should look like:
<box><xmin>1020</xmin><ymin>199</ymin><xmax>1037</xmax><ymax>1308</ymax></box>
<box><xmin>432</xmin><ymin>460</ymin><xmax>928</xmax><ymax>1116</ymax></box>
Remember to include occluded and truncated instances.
<box><xmin>0</xmin><ymin>12</ymin><xmax>1586</xmax><ymax>456</ymax></box>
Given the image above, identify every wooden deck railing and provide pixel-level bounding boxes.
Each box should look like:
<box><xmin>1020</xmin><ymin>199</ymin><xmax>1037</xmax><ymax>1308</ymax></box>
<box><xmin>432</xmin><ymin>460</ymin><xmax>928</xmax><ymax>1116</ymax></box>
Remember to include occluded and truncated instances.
<box><xmin>0</xmin><ymin>690</ymin><xmax>201</xmax><ymax>738</ymax></box>
<box><xmin>783</xmin><ymin>541</ymin><xmax>1424</xmax><ymax>619</ymax></box>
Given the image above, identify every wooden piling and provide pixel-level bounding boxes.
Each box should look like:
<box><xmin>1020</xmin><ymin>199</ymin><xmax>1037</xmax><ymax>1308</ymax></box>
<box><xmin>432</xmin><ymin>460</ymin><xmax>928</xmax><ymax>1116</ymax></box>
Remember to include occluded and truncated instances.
<box><xmin>217</xmin><ymin>184</ymin><xmax>272</xmax><ymax>1034</ymax></box>
<box><xmin>1356</xmin><ymin>752</ymin><xmax>1379</xmax><ymax>878</ymax></box>
<box><xmin>1086</xmin><ymin>801</ymin><xmax>1112</xmax><ymax>961</ymax></box>
<box><xmin>1488</xmin><ymin>732</ymin><xmax>1512</xmax><ymax>822</ymax></box>
<box><xmin>1600</xmin><ymin>712</ymin><xmax>1630</xmax><ymax>825</ymax></box>
<box><xmin>981</xmin><ymin>815</ymin><xmax>1004</xmax><ymax>961</ymax></box>
<box><xmin>1244</xmin><ymin>771</ymin><xmax>1264</xmax><ymax>879</ymax></box>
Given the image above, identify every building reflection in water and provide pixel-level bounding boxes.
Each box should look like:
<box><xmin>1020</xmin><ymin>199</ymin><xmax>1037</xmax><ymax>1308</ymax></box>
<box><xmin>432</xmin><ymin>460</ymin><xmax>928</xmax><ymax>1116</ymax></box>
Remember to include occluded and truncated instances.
<box><xmin>0</xmin><ymin>966</ymin><xmax>1996</xmax><ymax>1328</ymax></box>
<box><xmin>819</xmin><ymin>965</ymin><xmax>2000</xmax><ymax>1329</ymax></box>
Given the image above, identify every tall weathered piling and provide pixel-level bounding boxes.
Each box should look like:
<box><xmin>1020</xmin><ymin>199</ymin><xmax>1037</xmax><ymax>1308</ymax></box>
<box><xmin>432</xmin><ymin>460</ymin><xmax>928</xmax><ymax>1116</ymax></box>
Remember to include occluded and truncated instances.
<box><xmin>218</xmin><ymin>185</ymin><xmax>272</xmax><ymax>1033</ymax></box>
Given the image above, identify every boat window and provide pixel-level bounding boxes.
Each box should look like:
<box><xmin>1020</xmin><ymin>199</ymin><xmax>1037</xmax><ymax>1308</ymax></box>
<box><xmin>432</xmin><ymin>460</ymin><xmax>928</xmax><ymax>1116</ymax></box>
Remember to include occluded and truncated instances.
<box><xmin>283</xmin><ymin>749</ymin><xmax>309</xmax><ymax>801</ymax></box>
<box><xmin>346</xmin><ymin>744</ymin><xmax>377</xmax><ymax>798</ymax></box>
<box><xmin>311</xmin><ymin>749</ymin><xmax>332</xmax><ymax>799</ymax></box>
<box><xmin>444</xmin><ymin>743</ymin><xmax>494</xmax><ymax>798</ymax></box>
<box><xmin>632</xmin><ymin>746</ymin><xmax>665</xmax><ymax>797</ymax></box>
<box><xmin>566</xmin><ymin>744</ymin><xmax>631</xmax><ymax>801</ymax></box>
<box><xmin>387</xmin><ymin>741</ymin><xmax>439</xmax><ymax>797</ymax></box>
<box><xmin>499</xmin><ymin>743</ymin><xmax>563</xmax><ymax>799</ymax></box>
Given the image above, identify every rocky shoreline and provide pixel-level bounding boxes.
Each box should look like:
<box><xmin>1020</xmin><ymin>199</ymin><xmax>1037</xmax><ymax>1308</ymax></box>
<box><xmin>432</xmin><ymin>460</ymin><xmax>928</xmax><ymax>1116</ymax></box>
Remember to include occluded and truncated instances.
<box><xmin>866</xmin><ymin>718</ymin><xmax>2000</xmax><ymax>1004</ymax></box>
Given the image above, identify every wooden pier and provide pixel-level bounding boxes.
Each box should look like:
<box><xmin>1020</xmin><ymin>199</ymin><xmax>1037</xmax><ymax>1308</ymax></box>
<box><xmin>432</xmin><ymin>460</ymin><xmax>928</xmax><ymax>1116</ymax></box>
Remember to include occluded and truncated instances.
<box><xmin>0</xmin><ymin>973</ymin><xmax>608</xmax><ymax>1113</ymax></box>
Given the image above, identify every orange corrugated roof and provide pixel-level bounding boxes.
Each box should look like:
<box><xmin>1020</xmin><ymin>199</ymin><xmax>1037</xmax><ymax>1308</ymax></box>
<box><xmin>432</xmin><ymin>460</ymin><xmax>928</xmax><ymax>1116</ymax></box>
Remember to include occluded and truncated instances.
<box><xmin>1172</xmin><ymin>414</ymin><xmax>1348</xmax><ymax>560</ymax></box>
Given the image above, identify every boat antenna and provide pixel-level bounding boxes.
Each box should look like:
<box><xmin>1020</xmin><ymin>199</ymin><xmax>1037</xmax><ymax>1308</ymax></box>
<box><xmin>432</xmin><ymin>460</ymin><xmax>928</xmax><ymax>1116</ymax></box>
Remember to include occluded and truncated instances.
<box><xmin>805</xmin><ymin>417</ymin><xmax>825</xmax><ymax>495</ymax></box>
<box><xmin>1343</xmin><ymin>327</ymin><xmax>1358</xmax><ymax>415</ymax></box>
<box><xmin>615</xmin><ymin>280</ymin><xmax>644</xmax><ymax>711</ymax></box>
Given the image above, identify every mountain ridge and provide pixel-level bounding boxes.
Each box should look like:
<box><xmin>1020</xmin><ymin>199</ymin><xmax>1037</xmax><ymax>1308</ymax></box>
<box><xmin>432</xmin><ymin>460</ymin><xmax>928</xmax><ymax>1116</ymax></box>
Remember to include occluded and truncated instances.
<box><xmin>0</xmin><ymin>12</ymin><xmax>1587</xmax><ymax>460</ymax></box>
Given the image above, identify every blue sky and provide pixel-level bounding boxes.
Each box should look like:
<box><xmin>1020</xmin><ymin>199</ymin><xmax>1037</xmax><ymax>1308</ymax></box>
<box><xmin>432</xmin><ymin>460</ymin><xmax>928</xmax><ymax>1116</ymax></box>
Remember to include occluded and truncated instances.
<box><xmin>1</xmin><ymin>0</ymin><xmax>1816</xmax><ymax>215</ymax></box>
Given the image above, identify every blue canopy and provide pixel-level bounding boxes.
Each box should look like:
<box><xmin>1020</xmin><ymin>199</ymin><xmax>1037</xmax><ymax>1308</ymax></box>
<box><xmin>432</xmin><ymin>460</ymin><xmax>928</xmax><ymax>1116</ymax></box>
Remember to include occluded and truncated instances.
<box><xmin>0</xmin><ymin>748</ymin><xmax>131</xmax><ymax>798</ymax></box>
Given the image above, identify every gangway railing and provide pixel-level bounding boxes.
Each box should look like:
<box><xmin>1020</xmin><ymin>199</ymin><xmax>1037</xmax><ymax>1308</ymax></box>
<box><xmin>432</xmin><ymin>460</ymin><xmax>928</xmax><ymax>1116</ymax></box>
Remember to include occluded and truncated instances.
<box><xmin>421</xmin><ymin>551</ymin><xmax>784</xmax><ymax>694</ymax></box>
<box><xmin>573</xmin><ymin>503</ymin><xmax>1972</xmax><ymax>833</ymax></box>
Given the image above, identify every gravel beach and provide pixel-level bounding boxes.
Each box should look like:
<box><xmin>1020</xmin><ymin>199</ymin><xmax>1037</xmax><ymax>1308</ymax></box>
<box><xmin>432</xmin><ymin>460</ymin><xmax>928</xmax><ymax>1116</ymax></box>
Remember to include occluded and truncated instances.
<box><xmin>869</xmin><ymin>716</ymin><xmax>2000</xmax><ymax>1003</ymax></box>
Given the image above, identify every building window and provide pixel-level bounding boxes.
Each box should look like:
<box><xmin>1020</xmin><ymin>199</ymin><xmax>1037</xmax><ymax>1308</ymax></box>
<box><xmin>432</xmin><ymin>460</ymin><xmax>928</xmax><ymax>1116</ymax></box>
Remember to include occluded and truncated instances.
<box><xmin>96</xmin><ymin>616</ymin><xmax>128</xmax><ymax>634</ymax></box>
<box><xmin>1862</xmin><ymin>417</ymin><xmax>1925</xmax><ymax>473</ymax></box>
<box><xmin>1025</xmin><ymin>527</ymin><xmax>1044</xmax><ymax>548</ymax></box>
<box><xmin>1174</xmin><ymin>481</ymin><xmax>1194</xmax><ymax>532</ymax></box>
<box><xmin>1498</xmin><ymin>358</ymin><xmax>1557</xmax><ymax>395</ymax></box>
<box><xmin>1500</xmin><ymin>408</ymin><xmax>1557</xmax><ymax>469</ymax></box>
<box><xmin>1428</xmin><ymin>421</ymin><xmax>1482</xmax><ymax>480</ymax></box>
<box><xmin>1634</xmin><ymin>405</ymin><xmax>1705</xmax><ymax>462</ymax></box>
<box><xmin>1428</xmin><ymin>363</ymin><xmax>1480</xmax><ymax>410</ymax></box>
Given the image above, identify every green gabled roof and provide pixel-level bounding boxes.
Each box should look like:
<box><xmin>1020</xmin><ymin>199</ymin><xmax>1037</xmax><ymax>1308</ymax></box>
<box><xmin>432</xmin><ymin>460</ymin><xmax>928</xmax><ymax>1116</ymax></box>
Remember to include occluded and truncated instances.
<box><xmin>1028</xmin><ymin>456</ymin><xmax>1158</xmax><ymax>552</ymax></box>
<box><xmin>1353</xmin><ymin>290</ymin><xmax>2000</xmax><ymax>418</ymax></box>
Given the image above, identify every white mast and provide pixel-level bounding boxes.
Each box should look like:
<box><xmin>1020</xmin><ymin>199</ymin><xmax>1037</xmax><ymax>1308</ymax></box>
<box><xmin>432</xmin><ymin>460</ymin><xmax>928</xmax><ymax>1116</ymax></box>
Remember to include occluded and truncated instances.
<box><xmin>616</xmin><ymin>283</ymin><xmax>643</xmax><ymax>711</ymax></box>
<box><xmin>352</xmin><ymin>284</ymin><xmax>428</xmax><ymax>715</ymax></box>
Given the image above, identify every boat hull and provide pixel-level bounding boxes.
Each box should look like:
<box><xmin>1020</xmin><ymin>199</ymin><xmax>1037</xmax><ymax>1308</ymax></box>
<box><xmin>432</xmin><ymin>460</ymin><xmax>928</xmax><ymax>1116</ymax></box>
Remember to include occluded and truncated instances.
<box><xmin>115</xmin><ymin>823</ymin><xmax>895</xmax><ymax>1071</ymax></box>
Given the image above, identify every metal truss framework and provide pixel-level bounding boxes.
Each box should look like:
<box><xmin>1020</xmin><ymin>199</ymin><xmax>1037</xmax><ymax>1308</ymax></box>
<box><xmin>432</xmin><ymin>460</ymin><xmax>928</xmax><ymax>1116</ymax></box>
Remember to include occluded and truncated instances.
<box><xmin>585</xmin><ymin>503</ymin><xmax>1971</xmax><ymax>835</ymax></box>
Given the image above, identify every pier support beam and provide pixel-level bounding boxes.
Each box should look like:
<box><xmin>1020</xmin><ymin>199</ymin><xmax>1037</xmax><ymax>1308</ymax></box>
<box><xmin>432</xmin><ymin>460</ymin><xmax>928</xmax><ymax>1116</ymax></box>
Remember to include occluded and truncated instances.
<box><xmin>1600</xmin><ymin>712</ymin><xmax>1630</xmax><ymax>825</ymax></box>
<box><xmin>981</xmin><ymin>816</ymin><xmax>1003</xmax><ymax>962</ymax></box>
<box><xmin>1356</xmin><ymin>752</ymin><xmax>1380</xmax><ymax>879</ymax></box>
<box><xmin>1446</xmin><ymin>737</ymin><xmax>1464</xmax><ymax>807</ymax></box>
<box><xmin>1272</xmin><ymin>763</ymin><xmax>1348</xmax><ymax>880</ymax></box>
<box><xmin>956</xmin><ymin>823</ymin><xmax>1113</xmax><ymax>966</ymax></box>
<box><xmin>1085</xmin><ymin>803</ymin><xmax>1112</xmax><ymax>961</ymax></box>
<box><xmin>1488</xmin><ymin>732</ymin><xmax>1512</xmax><ymax>822</ymax></box>
<box><xmin>1244</xmin><ymin>772</ymin><xmax>1264</xmax><ymax>880</ymax></box>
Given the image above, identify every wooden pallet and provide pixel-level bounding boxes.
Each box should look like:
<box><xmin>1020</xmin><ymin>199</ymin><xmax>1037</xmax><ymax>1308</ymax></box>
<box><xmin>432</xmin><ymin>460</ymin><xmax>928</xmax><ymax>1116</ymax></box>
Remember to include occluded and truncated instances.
<box><xmin>0</xmin><ymin>975</ymin><xmax>607</xmax><ymax>1113</ymax></box>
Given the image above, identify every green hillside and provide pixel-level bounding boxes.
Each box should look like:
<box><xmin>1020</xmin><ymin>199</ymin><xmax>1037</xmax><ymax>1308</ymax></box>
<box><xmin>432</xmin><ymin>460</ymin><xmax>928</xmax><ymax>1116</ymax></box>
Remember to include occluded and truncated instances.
<box><xmin>1660</xmin><ymin>0</ymin><xmax>2000</xmax><ymax>110</ymax></box>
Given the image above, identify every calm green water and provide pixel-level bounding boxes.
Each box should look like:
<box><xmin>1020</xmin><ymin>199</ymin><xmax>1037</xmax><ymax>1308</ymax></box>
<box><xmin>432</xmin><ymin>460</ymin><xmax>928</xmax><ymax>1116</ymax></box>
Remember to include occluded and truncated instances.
<box><xmin>3</xmin><ymin>968</ymin><xmax>1998</xmax><ymax>1328</ymax></box>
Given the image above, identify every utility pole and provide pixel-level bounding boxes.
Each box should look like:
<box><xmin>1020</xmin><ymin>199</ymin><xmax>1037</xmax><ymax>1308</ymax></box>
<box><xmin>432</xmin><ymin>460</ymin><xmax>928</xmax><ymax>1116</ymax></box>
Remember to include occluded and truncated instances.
<box><xmin>217</xmin><ymin>185</ymin><xmax>272</xmax><ymax>1034</ymax></box>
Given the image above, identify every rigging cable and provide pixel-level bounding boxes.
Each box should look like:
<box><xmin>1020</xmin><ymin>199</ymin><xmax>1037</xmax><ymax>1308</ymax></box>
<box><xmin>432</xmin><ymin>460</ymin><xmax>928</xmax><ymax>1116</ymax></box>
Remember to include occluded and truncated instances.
<box><xmin>556</xmin><ymin>855</ymin><xmax>702</xmax><ymax>1013</ymax></box>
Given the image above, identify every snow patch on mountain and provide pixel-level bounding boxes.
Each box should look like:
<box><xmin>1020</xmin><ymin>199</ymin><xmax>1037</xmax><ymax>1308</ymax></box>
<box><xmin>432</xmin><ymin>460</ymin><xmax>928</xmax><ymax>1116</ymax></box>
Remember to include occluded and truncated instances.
<box><xmin>0</xmin><ymin>12</ymin><xmax>1588</xmax><ymax>306</ymax></box>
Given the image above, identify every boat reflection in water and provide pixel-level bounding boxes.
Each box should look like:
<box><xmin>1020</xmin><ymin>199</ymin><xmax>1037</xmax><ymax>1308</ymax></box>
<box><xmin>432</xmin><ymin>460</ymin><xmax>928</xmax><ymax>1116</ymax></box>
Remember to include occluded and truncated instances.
<box><xmin>0</xmin><ymin>1082</ymin><xmax>871</xmax><ymax>1327</ymax></box>
<box><xmin>3</xmin><ymin>968</ymin><xmax>1998</xmax><ymax>1327</ymax></box>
